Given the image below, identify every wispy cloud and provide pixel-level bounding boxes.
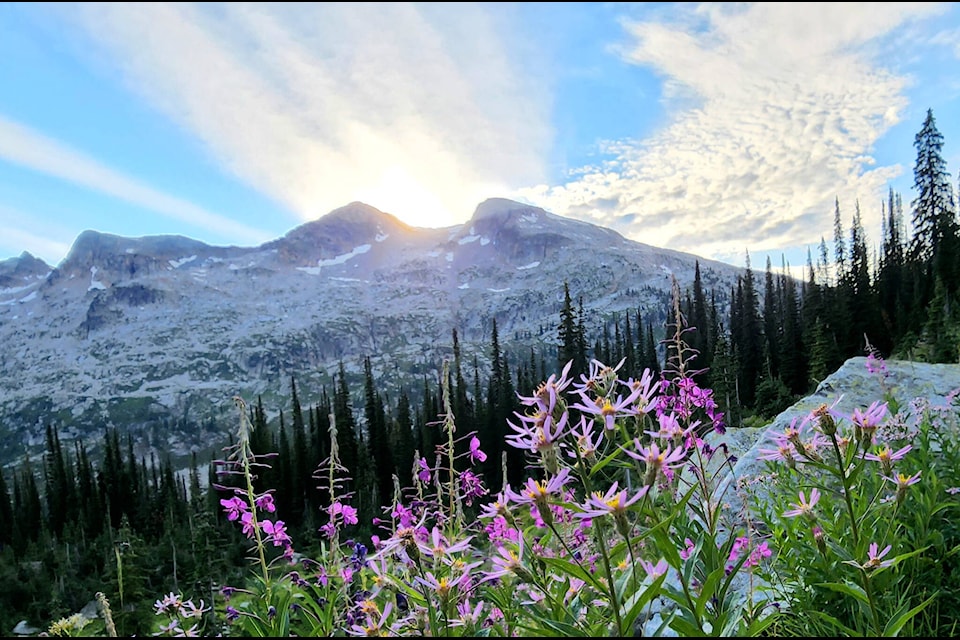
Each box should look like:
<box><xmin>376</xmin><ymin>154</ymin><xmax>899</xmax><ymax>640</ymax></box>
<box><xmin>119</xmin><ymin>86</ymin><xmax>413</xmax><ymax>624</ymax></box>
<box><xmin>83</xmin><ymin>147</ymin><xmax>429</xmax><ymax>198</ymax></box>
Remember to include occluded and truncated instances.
<box><xmin>65</xmin><ymin>3</ymin><xmax>552</xmax><ymax>227</ymax></box>
<box><xmin>0</xmin><ymin>115</ymin><xmax>273</xmax><ymax>245</ymax></box>
<box><xmin>0</xmin><ymin>205</ymin><xmax>72</xmax><ymax>266</ymax></box>
<box><xmin>518</xmin><ymin>2</ymin><xmax>946</xmax><ymax>264</ymax></box>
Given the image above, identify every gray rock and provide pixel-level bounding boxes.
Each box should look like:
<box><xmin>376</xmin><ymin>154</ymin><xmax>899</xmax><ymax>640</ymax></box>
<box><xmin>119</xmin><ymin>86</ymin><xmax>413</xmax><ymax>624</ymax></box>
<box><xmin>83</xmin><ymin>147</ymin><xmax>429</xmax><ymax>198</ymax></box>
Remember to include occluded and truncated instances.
<box><xmin>716</xmin><ymin>356</ymin><xmax>960</xmax><ymax>518</ymax></box>
<box><xmin>13</xmin><ymin>619</ymin><xmax>40</xmax><ymax>635</ymax></box>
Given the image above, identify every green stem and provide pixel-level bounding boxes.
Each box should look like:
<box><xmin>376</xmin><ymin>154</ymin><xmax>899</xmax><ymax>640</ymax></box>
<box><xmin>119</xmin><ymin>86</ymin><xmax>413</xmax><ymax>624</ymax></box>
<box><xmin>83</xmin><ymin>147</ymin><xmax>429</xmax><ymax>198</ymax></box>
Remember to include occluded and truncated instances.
<box><xmin>593</xmin><ymin>518</ymin><xmax>626</xmax><ymax>635</ymax></box>
<box><xmin>574</xmin><ymin>448</ymin><xmax>624</xmax><ymax>635</ymax></box>
<box><xmin>830</xmin><ymin>432</ymin><xmax>860</xmax><ymax>547</ymax></box>
<box><xmin>547</xmin><ymin>519</ymin><xmax>591</xmax><ymax>578</ymax></box>
<box><xmin>860</xmin><ymin>568</ymin><xmax>884</xmax><ymax>635</ymax></box>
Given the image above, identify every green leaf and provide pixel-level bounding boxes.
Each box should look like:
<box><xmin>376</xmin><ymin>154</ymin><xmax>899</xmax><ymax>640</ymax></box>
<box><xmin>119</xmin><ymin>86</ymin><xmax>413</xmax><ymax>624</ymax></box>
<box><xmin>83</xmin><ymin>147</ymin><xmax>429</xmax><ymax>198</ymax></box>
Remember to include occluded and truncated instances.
<box><xmin>669</xmin><ymin>612</ymin><xmax>706</xmax><ymax>637</ymax></box>
<box><xmin>882</xmin><ymin>594</ymin><xmax>937</xmax><ymax>637</ymax></box>
<box><xmin>815</xmin><ymin>581</ymin><xmax>869</xmax><ymax>605</ymax></box>
<box><xmin>539</xmin><ymin>556</ymin><xmax>605</xmax><ymax>592</ymax></box>
<box><xmin>743</xmin><ymin>611</ymin><xmax>779</xmax><ymax>637</ymax></box>
<box><xmin>620</xmin><ymin>573</ymin><xmax>666</xmax><ymax>632</ymax></box>
<box><xmin>696</xmin><ymin>567</ymin><xmax>724</xmax><ymax>621</ymax></box>
<box><xmin>590</xmin><ymin>447</ymin><xmax>626</xmax><ymax>476</ymax></box>
<box><xmin>808</xmin><ymin>610</ymin><xmax>860</xmax><ymax>636</ymax></box>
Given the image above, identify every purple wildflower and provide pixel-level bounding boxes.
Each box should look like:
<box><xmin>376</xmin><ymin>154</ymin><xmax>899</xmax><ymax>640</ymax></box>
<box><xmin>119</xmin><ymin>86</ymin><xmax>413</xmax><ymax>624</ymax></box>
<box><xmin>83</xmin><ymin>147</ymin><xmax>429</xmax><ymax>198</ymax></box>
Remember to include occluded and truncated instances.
<box><xmin>469</xmin><ymin>435</ymin><xmax>487</xmax><ymax>464</ymax></box>
<box><xmin>783</xmin><ymin>488</ymin><xmax>820</xmax><ymax>520</ymax></box>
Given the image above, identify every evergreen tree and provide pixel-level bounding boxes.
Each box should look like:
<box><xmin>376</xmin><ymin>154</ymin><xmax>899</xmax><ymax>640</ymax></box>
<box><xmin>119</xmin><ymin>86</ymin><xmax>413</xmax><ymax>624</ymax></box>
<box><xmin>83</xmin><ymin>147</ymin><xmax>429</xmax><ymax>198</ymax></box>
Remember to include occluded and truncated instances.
<box><xmin>778</xmin><ymin>258</ymin><xmax>807</xmax><ymax>394</ymax></box>
<box><xmin>289</xmin><ymin>377</ymin><xmax>308</xmax><ymax>526</ymax></box>
<box><xmin>333</xmin><ymin>362</ymin><xmax>360</xmax><ymax>497</ymax></box>
<box><xmin>910</xmin><ymin>108</ymin><xmax>958</xmax><ymax>272</ymax></box>
<box><xmin>762</xmin><ymin>256</ymin><xmax>780</xmax><ymax>381</ymax></box>
<box><xmin>734</xmin><ymin>253</ymin><xmax>763</xmax><ymax>408</ymax></box>
<box><xmin>691</xmin><ymin>261</ymin><xmax>710</xmax><ymax>376</ymax></box>
<box><xmin>363</xmin><ymin>356</ymin><xmax>394</xmax><ymax>508</ymax></box>
<box><xmin>0</xmin><ymin>469</ymin><xmax>11</xmax><ymax>549</ymax></box>
<box><xmin>877</xmin><ymin>188</ymin><xmax>907</xmax><ymax>352</ymax></box>
<box><xmin>833</xmin><ymin>197</ymin><xmax>847</xmax><ymax>284</ymax></box>
<box><xmin>644</xmin><ymin>322</ymin><xmax>661</xmax><ymax>377</ymax></box>
<box><xmin>847</xmin><ymin>199</ymin><xmax>876</xmax><ymax>352</ymax></box>
<box><xmin>391</xmin><ymin>389</ymin><xmax>416</xmax><ymax>491</ymax></box>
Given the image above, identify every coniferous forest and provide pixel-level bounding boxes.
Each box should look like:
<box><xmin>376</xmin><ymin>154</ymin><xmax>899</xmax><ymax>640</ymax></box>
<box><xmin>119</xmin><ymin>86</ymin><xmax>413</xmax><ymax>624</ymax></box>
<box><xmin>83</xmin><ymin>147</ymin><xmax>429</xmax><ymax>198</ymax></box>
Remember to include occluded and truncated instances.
<box><xmin>2</xmin><ymin>108</ymin><xmax>960</xmax><ymax>636</ymax></box>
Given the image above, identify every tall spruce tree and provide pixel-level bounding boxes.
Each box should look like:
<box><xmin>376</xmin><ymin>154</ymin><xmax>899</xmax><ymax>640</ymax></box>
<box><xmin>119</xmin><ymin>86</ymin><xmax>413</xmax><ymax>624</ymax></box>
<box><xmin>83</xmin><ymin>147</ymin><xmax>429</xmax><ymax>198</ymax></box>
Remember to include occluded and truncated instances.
<box><xmin>363</xmin><ymin>356</ymin><xmax>394</xmax><ymax>508</ymax></box>
<box><xmin>910</xmin><ymin>108</ymin><xmax>957</xmax><ymax>271</ymax></box>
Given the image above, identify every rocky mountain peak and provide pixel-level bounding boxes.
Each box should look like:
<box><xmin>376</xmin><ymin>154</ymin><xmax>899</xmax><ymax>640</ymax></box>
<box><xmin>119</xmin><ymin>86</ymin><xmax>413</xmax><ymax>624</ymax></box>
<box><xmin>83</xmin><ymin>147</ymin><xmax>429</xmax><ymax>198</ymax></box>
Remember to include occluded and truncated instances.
<box><xmin>0</xmin><ymin>251</ymin><xmax>50</xmax><ymax>288</ymax></box>
<box><xmin>469</xmin><ymin>198</ymin><xmax>548</xmax><ymax>227</ymax></box>
<box><xmin>268</xmin><ymin>201</ymin><xmax>409</xmax><ymax>264</ymax></box>
<box><xmin>59</xmin><ymin>230</ymin><xmax>213</xmax><ymax>281</ymax></box>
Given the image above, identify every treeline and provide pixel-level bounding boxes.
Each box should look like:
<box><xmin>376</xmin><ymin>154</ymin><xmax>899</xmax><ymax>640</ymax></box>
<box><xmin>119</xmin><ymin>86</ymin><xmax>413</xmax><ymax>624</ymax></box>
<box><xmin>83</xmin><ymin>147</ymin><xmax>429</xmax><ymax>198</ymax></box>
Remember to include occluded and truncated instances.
<box><xmin>2</xmin><ymin>108</ymin><xmax>960</xmax><ymax>635</ymax></box>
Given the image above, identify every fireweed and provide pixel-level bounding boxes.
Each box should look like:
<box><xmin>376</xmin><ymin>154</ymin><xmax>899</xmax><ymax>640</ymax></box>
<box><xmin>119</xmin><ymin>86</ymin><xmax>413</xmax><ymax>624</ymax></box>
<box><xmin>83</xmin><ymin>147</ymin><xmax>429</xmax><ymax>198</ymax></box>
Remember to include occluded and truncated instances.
<box><xmin>747</xmin><ymin>350</ymin><xmax>960</xmax><ymax>637</ymax></box>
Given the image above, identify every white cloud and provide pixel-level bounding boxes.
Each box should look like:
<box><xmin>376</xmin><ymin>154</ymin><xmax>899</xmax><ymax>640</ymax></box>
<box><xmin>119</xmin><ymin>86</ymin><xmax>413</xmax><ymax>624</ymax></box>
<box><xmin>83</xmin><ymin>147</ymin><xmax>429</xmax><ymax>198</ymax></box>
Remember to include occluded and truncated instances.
<box><xmin>0</xmin><ymin>205</ymin><xmax>72</xmax><ymax>265</ymax></box>
<box><xmin>517</xmin><ymin>2</ymin><xmax>946</xmax><ymax>262</ymax></box>
<box><xmin>0</xmin><ymin>115</ymin><xmax>273</xmax><ymax>246</ymax></box>
<box><xmin>67</xmin><ymin>3</ymin><xmax>552</xmax><ymax>227</ymax></box>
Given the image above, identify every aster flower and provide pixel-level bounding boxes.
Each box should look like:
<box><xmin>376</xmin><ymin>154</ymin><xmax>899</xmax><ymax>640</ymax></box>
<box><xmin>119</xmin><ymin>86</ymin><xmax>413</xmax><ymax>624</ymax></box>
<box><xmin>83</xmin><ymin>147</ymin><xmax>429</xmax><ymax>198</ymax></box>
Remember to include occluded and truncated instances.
<box><xmin>507</xmin><ymin>468</ymin><xmax>573</xmax><ymax>510</ymax></box>
<box><xmin>757</xmin><ymin>437</ymin><xmax>797</xmax><ymax>469</ymax></box>
<box><xmin>565</xmin><ymin>415</ymin><xmax>604</xmax><ymax>463</ymax></box>
<box><xmin>505</xmin><ymin>407</ymin><xmax>571</xmax><ymax>454</ymax></box>
<box><xmin>573</xmin><ymin>358</ymin><xmax>626</xmax><ymax>398</ymax></box>
<box><xmin>849</xmin><ymin>401</ymin><xmax>889</xmax><ymax>446</ymax></box>
<box><xmin>575</xmin><ymin>481</ymin><xmax>649</xmax><ymax>520</ymax></box>
<box><xmin>416</xmin><ymin>571</ymin><xmax>466</xmax><ymax>599</ymax></box>
<box><xmin>478</xmin><ymin>490</ymin><xmax>511</xmax><ymax>520</ymax></box>
<box><xmin>623</xmin><ymin>367</ymin><xmax>659</xmax><ymax>415</ymax></box>
<box><xmin>845</xmin><ymin>542</ymin><xmax>893</xmax><ymax>571</ymax></box>
<box><xmin>622</xmin><ymin>439</ymin><xmax>687</xmax><ymax>486</ymax></box>
<box><xmin>482</xmin><ymin>536</ymin><xmax>531</xmax><ymax>583</ymax></box>
<box><xmin>179</xmin><ymin>599</ymin><xmax>210</xmax><ymax>619</ymax></box>
<box><xmin>863</xmin><ymin>444</ymin><xmax>912</xmax><ymax>476</ymax></box>
<box><xmin>782</xmin><ymin>488</ymin><xmax>820</xmax><ymax>520</ymax></box>
<box><xmin>154</xmin><ymin>592</ymin><xmax>182</xmax><ymax>616</ymax></box>
<box><xmin>570</xmin><ymin>381</ymin><xmax>645</xmax><ymax>432</ymax></box>
<box><xmin>883</xmin><ymin>471</ymin><xmax>921</xmax><ymax>503</ymax></box>
<box><xmin>524</xmin><ymin>359</ymin><xmax>574</xmax><ymax>410</ymax></box>
<box><xmin>641</xmin><ymin>558</ymin><xmax>669</xmax><ymax>579</ymax></box>
<box><xmin>417</xmin><ymin>525</ymin><xmax>475</xmax><ymax>560</ymax></box>
<box><xmin>347</xmin><ymin>601</ymin><xmax>394</xmax><ymax>637</ymax></box>
<box><xmin>451</xmin><ymin>600</ymin><xmax>485</xmax><ymax>628</ymax></box>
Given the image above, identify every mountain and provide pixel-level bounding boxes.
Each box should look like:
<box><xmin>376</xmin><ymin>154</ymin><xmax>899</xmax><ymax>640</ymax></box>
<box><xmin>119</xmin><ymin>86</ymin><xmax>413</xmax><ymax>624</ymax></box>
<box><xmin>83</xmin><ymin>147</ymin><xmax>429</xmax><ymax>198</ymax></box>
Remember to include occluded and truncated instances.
<box><xmin>0</xmin><ymin>198</ymin><xmax>747</xmax><ymax>467</ymax></box>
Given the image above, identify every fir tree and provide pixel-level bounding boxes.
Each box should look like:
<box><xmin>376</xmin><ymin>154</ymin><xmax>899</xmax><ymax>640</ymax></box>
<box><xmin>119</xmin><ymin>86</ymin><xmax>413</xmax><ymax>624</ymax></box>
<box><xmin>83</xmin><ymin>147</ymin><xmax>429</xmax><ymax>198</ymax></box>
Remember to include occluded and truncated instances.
<box><xmin>363</xmin><ymin>356</ymin><xmax>394</xmax><ymax>508</ymax></box>
<box><xmin>910</xmin><ymin>108</ymin><xmax>957</xmax><ymax>269</ymax></box>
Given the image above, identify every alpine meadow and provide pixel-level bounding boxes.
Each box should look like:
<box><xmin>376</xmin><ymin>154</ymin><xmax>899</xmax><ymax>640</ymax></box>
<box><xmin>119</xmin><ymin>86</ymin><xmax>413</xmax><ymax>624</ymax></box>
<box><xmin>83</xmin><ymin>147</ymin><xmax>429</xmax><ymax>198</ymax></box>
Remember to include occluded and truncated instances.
<box><xmin>2</xmin><ymin>3</ymin><xmax>960</xmax><ymax>638</ymax></box>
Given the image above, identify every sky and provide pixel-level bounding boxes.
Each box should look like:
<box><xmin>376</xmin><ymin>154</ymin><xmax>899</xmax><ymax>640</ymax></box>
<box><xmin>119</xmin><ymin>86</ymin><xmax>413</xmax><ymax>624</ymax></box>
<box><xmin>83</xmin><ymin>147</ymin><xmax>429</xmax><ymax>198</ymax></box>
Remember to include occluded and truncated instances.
<box><xmin>3</xmin><ymin>2</ymin><xmax>960</xmax><ymax>274</ymax></box>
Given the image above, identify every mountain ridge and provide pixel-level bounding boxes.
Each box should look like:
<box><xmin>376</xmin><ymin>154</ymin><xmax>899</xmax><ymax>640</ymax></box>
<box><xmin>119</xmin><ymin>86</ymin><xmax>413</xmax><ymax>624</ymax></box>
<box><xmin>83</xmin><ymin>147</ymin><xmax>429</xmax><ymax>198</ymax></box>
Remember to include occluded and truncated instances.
<box><xmin>0</xmin><ymin>197</ymin><xmax>749</xmax><ymax>468</ymax></box>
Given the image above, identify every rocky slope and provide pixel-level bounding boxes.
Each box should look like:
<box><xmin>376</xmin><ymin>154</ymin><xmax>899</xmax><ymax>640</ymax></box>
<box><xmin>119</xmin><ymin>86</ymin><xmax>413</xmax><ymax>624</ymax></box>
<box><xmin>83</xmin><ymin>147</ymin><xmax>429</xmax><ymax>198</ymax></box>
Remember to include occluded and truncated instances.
<box><xmin>0</xmin><ymin>198</ymin><xmax>747</xmax><ymax>467</ymax></box>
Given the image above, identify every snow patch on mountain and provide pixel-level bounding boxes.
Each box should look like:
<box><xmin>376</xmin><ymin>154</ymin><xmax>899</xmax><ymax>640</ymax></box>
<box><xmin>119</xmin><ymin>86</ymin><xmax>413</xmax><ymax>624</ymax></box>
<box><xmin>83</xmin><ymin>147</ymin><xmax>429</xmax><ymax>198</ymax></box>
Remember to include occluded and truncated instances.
<box><xmin>517</xmin><ymin>261</ymin><xmax>540</xmax><ymax>270</ymax></box>
<box><xmin>169</xmin><ymin>255</ymin><xmax>197</xmax><ymax>269</ymax></box>
<box><xmin>88</xmin><ymin>266</ymin><xmax>106</xmax><ymax>291</ymax></box>
<box><xmin>298</xmin><ymin>244</ymin><xmax>372</xmax><ymax>274</ymax></box>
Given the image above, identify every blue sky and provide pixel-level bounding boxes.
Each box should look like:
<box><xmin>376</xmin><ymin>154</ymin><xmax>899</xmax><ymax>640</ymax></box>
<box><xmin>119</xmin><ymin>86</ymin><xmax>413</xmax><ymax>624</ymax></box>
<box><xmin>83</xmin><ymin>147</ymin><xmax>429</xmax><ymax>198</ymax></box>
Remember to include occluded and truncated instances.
<box><xmin>3</xmin><ymin>2</ymin><xmax>960</xmax><ymax>274</ymax></box>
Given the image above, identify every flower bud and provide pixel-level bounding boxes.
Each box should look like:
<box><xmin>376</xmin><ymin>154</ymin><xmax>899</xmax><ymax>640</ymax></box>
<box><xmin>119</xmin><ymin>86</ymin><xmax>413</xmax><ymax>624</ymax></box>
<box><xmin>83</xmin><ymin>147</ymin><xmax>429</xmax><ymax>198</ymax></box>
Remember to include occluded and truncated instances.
<box><xmin>814</xmin><ymin>404</ymin><xmax>836</xmax><ymax>437</ymax></box>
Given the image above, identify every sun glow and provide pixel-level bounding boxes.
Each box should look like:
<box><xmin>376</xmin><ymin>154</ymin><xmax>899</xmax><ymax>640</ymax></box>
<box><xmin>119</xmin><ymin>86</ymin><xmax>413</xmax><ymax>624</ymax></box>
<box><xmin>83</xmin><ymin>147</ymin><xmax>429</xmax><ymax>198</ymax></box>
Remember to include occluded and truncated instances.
<box><xmin>354</xmin><ymin>166</ymin><xmax>458</xmax><ymax>229</ymax></box>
